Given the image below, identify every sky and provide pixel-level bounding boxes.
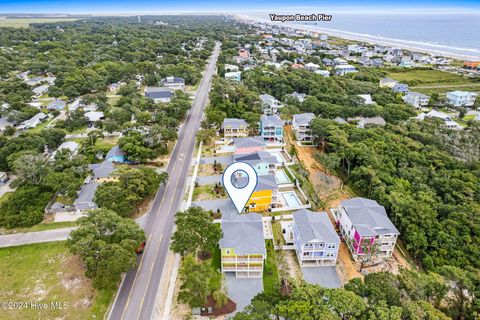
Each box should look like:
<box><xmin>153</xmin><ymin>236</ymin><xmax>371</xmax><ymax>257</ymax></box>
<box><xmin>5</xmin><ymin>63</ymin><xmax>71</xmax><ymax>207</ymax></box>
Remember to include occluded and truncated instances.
<box><xmin>1</xmin><ymin>0</ymin><xmax>480</xmax><ymax>15</ymax></box>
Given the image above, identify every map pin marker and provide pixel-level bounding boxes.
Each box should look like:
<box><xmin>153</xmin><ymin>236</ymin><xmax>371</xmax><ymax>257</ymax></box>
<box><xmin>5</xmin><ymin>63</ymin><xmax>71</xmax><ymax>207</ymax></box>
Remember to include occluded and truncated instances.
<box><xmin>222</xmin><ymin>162</ymin><xmax>258</xmax><ymax>214</ymax></box>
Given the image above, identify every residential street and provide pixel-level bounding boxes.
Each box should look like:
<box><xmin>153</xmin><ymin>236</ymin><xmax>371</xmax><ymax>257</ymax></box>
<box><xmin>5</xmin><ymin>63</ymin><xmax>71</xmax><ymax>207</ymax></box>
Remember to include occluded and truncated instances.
<box><xmin>108</xmin><ymin>42</ymin><xmax>221</xmax><ymax>320</ymax></box>
<box><xmin>0</xmin><ymin>227</ymin><xmax>77</xmax><ymax>248</ymax></box>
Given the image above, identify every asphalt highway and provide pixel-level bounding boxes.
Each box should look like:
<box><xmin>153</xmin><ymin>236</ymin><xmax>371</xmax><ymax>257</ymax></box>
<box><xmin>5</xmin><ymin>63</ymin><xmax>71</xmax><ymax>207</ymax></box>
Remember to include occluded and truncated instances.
<box><xmin>108</xmin><ymin>41</ymin><xmax>221</xmax><ymax>320</ymax></box>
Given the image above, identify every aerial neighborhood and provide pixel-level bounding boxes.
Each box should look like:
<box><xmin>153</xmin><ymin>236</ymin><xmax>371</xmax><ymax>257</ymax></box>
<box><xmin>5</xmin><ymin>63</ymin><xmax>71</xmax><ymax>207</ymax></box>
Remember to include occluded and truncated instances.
<box><xmin>0</xmin><ymin>13</ymin><xmax>479</xmax><ymax>320</ymax></box>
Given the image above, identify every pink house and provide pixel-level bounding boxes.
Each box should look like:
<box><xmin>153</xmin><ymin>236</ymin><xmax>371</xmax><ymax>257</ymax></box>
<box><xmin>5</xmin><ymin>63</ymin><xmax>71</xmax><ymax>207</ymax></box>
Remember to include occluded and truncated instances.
<box><xmin>238</xmin><ymin>48</ymin><xmax>250</xmax><ymax>58</ymax></box>
<box><xmin>332</xmin><ymin>197</ymin><xmax>399</xmax><ymax>260</ymax></box>
<box><xmin>233</xmin><ymin>137</ymin><xmax>267</xmax><ymax>155</ymax></box>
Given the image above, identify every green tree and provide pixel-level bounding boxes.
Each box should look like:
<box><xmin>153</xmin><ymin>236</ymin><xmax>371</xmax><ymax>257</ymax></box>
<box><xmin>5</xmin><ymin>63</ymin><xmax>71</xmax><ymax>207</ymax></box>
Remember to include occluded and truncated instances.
<box><xmin>171</xmin><ymin>206</ymin><xmax>222</xmax><ymax>256</ymax></box>
<box><xmin>67</xmin><ymin>209</ymin><xmax>145</xmax><ymax>289</ymax></box>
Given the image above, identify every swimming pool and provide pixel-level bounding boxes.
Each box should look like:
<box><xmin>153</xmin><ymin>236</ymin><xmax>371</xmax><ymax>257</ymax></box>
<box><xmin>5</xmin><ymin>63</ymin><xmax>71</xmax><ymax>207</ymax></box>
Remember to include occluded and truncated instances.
<box><xmin>275</xmin><ymin>170</ymin><xmax>291</xmax><ymax>184</ymax></box>
<box><xmin>281</xmin><ymin>191</ymin><xmax>301</xmax><ymax>207</ymax></box>
<box><xmin>270</xmin><ymin>151</ymin><xmax>285</xmax><ymax>163</ymax></box>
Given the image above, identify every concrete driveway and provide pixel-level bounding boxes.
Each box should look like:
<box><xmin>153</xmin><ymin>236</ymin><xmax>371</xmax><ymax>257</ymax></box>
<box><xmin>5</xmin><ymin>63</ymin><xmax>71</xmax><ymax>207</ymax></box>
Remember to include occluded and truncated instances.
<box><xmin>192</xmin><ymin>199</ymin><xmax>235</xmax><ymax>214</ymax></box>
<box><xmin>301</xmin><ymin>266</ymin><xmax>341</xmax><ymax>288</ymax></box>
<box><xmin>225</xmin><ymin>273</ymin><xmax>263</xmax><ymax>317</ymax></box>
<box><xmin>196</xmin><ymin>174</ymin><xmax>222</xmax><ymax>185</ymax></box>
<box><xmin>200</xmin><ymin>155</ymin><xmax>233</xmax><ymax>165</ymax></box>
<box><xmin>0</xmin><ymin>227</ymin><xmax>77</xmax><ymax>248</ymax></box>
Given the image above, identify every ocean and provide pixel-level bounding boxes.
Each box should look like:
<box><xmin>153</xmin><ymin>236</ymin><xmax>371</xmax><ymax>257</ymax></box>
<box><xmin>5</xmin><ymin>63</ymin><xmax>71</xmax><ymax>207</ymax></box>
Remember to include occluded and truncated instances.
<box><xmin>246</xmin><ymin>12</ymin><xmax>480</xmax><ymax>59</ymax></box>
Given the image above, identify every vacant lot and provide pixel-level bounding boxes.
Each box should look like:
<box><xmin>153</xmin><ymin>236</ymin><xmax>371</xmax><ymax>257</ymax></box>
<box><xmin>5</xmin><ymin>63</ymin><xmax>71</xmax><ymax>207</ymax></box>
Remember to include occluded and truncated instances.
<box><xmin>0</xmin><ymin>242</ymin><xmax>115</xmax><ymax>320</ymax></box>
<box><xmin>0</xmin><ymin>18</ymin><xmax>79</xmax><ymax>28</ymax></box>
<box><xmin>387</xmin><ymin>69</ymin><xmax>471</xmax><ymax>85</ymax></box>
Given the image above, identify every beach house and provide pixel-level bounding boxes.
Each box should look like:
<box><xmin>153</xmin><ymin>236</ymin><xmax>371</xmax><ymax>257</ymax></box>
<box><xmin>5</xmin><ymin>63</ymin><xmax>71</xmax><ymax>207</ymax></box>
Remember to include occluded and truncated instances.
<box><xmin>234</xmin><ymin>151</ymin><xmax>278</xmax><ymax>176</ymax></box>
<box><xmin>233</xmin><ymin>137</ymin><xmax>267</xmax><ymax>155</ymax></box>
<box><xmin>232</xmin><ymin>174</ymin><xmax>279</xmax><ymax>213</ymax></box>
<box><xmin>392</xmin><ymin>83</ymin><xmax>410</xmax><ymax>93</ymax></box>
<box><xmin>293</xmin><ymin>209</ymin><xmax>340</xmax><ymax>267</ymax></box>
<box><xmin>335</xmin><ymin>65</ymin><xmax>357</xmax><ymax>76</ymax></box>
<box><xmin>333</xmin><ymin>198</ymin><xmax>399</xmax><ymax>260</ymax></box>
<box><xmin>292</xmin><ymin>113</ymin><xmax>315</xmax><ymax>143</ymax></box>
<box><xmin>286</xmin><ymin>92</ymin><xmax>307</xmax><ymax>103</ymax></box>
<box><xmin>259</xmin><ymin>114</ymin><xmax>284</xmax><ymax>144</ymax></box>
<box><xmin>260</xmin><ymin>93</ymin><xmax>283</xmax><ymax>115</ymax></box>
<box><xmin>219</xmin><ymin>212</ymin><xmax>266</xmax><ymax>278</ymax></box>
<box><xmin>222</xmin><ymin>118</ymin><xmax>248</xmax><ymax>138</ymax></box>
<box><xmin>446</xmin><ymin>91</ymin><xmax>478</xmax><ymax>107</ymax></box>
<box><xmin>403</xmin><ymin>92</ymin><xmax>430</xmax><ymax>109</ymax></box>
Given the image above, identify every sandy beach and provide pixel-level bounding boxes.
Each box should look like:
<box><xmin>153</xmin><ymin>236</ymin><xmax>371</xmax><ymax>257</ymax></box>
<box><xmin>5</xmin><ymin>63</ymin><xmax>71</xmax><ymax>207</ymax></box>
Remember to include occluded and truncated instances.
<box><xmin>240</xmin><ymin>15</ymin><xmax>480</xmax><ymax>61</ymax></box>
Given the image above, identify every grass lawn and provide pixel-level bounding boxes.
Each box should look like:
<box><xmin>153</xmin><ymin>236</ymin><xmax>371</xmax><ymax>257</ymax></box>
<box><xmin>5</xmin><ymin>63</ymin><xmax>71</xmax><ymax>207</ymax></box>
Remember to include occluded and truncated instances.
<box><xmin>95</xmin><ymin>136</ymin><xmax>119</xmax><ymax>150</ymax></box>
<box><xmin>0</xmin><ymin>18</ymin><xmax>79</xmax><ymax>28</ymax></box>
<box><xmin>28</xmin><ymin>118</ymin><xmax>52</xmax><ymax>134</ymax></box>
<box><xmin>0</xmin><ymin>221</ymin><xmax>77</xmax><ymax>235</ymax></box>
<box><xmin>211</xmin><ymin>245</ymin><xmax>221</xmax><ymax>270</ymax></box>
<box><xmin>55</xmin><ymin>195</ymin><xmax>76</xmax><ymax>205</ymax></box>
<box><xmin>0</xmin><ymin>242</ymin><xmax>115</xmax><ymax>319</ymax></box>
<box><xmin>192</xmin><ymin>185</ymin><xmax>226</xmax><ymax>201</ymax></box>
<box><xmin>0</xmin><ymin>191</ymin><xmax>13</xmax><ymax>205</ymax></box>
<box><xmin>263</xmin><ymin>239</ymin><xmax>279</xmax><ymax>296</ymax></box>
<box><xmin>271</xmin><ymin>221</ymin><xmax>286</xmax><ymax>246</ymax></box>
<box><xmin>387</xmin><ymin>69</ymin><xmax>472</xmax><ymax>86</ymax></box>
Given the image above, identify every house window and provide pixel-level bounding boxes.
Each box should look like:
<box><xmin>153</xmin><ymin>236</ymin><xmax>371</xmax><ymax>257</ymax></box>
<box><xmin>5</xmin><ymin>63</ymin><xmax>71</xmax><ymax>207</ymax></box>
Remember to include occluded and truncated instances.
<box><xmin>225</xmin><ymin>249</ymin><xmax>231</xmax><ymax>255</ymax></box>
<box><xmin>328</xmin><ymin>244</ymin><xmax>335</xmax><ymax>249</ymax></box>
<box><xmin>303</xmin><ymin>252</ymin><xmax>310</xmax><ymax>256</ymax></box>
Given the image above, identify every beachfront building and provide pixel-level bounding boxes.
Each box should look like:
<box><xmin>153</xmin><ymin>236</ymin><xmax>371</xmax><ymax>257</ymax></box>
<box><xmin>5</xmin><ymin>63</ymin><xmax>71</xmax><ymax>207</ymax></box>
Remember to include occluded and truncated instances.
<box><xmin>222</xmin><ymin>118</ymin><xmax>248</xmax><ymax>138</ymax></box>
<box><xmin>260</xmin><ymin>93</ymin><xmax>283</xmax><ymax>115</ymax></box>
<box><xmin>259</xmin><ymin>114</ymin><xmax>284</xmax><ymax>144</ymax></box>
<box><xmin>219</xmin><ymin>212</ymin><xmax>266</xmax><ymax>278</ymax></box>
<box><xmin>446</xmin><ymin>91</ymin><xmax>478</xmax><ymax>108</ymax></box>
<box><xmin>292</xmin><ymin>113</ymin><xmax>315</xmax><ymax>143</ymax></box>
<box><xmin>403</xmin><ymin>92</ymin><xmax>430</xmax><ymax>109</ymax></box>
<box><xmin>293</xmin><ymin>209</ymin><xmax>340</xmax><ymax>267</ymax></box>
<box><xmin>333</xmin><ymin>197</ymin><xmax>399</xmax><ymax>260</ymax></box>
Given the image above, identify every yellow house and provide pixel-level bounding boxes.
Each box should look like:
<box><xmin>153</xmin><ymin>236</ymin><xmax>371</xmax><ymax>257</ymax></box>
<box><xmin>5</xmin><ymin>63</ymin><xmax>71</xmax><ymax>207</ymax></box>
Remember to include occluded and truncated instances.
<box><xmin>222</xmin><ymin>118</ymin><xmax>248</xmax><ymax>138</ymax></box>
<box><xmin>244</xmin><ymin>174</ymin><xmax>278</xmax><ymax>213</ymax></box>
<box><xmin>219</xmin><ymin>212</ymin><xmax>266</xmax><ymax>278</ymax></box>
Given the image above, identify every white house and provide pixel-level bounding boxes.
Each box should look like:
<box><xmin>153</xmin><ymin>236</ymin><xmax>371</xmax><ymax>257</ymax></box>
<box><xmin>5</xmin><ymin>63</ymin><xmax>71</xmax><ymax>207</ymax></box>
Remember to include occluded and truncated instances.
<box><xmin>358</xmin><ymin>94</ymin><xmax>375</xmax><ymax>105</ymax></box>
<box><xmin>17</xmin><ymin>113</ymin><xmax>47</xmax><ymax>130</ymax></box>
<box><xmin>403</xmin><ymin>92</ymin><xmax>430</xmax><ymax>109</ymax></box>
<box><xmin>259</xmin><ymin>93</ymin><xmax>283</xmax><ymax>115</ymax></box>
<box><xmin>225</xmin><ymin>71</ymin><xmax>241</xmax><ymax>82</ymax></box>
<box><xmin>335</xmin><ymin>65</ymin><xmax>357</xmax><ymax>76</ymax></box>
<box><xmin>292</xmin><ymin>113</ymin><xmax>315</xmax><ymax>143</ymax></box>
<box><xmin>314</xmin><ymin>69</ymin><xmax>330</xmax><ymax>77</ymax></box>
<box><xmin>446</xmin><ymin>91</ymin><xmax>478</xmax><ymax>107</ymax></box>
<box><xmin>332</xmin><ymin>198</ymin><xmax>399</xmax><ymax>260</ymax></box>
<box><xmin>160</xmin><ymin>76</ymin><xmax>185</xmax><ymax>90</ymax></box>
<box><xmin>293</xmin><ymin>209</ymin><xmax>340</xmax><ymax>266</ymax></box>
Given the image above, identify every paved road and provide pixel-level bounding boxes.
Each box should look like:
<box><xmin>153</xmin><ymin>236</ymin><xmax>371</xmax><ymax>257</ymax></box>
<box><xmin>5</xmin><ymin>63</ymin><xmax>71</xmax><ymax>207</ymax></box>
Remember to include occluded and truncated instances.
<box><xmin>0</xmin><ymin>227</ymin><xmax>77</xmax><ymax>248</ymax></box>
<box><xmin>108</xmin><ymin>42</ymin><xmax>221</xmax><ymax>320</ymax></box>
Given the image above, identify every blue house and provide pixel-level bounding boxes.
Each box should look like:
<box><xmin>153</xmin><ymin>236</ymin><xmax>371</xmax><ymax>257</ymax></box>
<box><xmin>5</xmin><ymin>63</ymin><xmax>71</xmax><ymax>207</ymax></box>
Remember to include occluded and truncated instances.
<box><xmin>260</xmin><ymin>114</ymin><xmax>284</xmax><ymax>144</ymax></box>
<box><xmin>105</xmin><ymin>145</ymin><xmax>129</xmax><ymax>163</ymax></box>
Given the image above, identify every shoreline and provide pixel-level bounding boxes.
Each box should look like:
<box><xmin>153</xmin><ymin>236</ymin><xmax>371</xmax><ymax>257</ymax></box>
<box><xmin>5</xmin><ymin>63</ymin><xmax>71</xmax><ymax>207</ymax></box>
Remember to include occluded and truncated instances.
<box><xmin>239</xmin><ymin>15</ymin><xmax>480</xmax><ymax>61</ymax></box>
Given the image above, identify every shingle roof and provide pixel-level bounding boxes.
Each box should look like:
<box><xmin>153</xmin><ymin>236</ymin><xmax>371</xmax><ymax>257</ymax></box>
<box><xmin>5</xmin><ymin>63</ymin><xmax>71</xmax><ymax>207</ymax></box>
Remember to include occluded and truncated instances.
<box><xmin>145</xmin><ymin>87</ymin><xmax>174</xmax><ymax>99</ymax></box>
<box><xmin>106</xmin><ymin>145</ymin><xmax>126</xmax><ymax>158</ymax></box>
<box><xmin>160</xmin><ymin>76</ymin><xmax>185</xmax><ymax>85</ymax></box>
<box><xmin>89</xmin><ymin>161</ymin><xmax>116</xmax><ymax>179</ymax></box>
<box><xmin>74</xmin><ymin>183</ymin><xmax>99</xmax><ymax>210</ymax></box>
<box><xmin>222</xmin><ymin>118</ymin><xmax>247</xmax><ymax>129</ymax></box>
<box><xmin>219</xmin><ymin>212</ymin><xmax>266</xmax><ymax>255</ymax></box>
<box><xmin>341</xmin><ymin>197</ymin><xmax>399</xmax><ymax>236</ymax></box>
<box><xmin>293</xmin><ymin>113</ymin><xmax>315</xmax><ymax>126</ymax></box>
<box><xmin>233</xmin><ymin>136</ymin><xmax>266</xmax><ymax>149</ymax></box>
<box><xmin>233</xmin><ymin>174</ymin><xmax>277</xmax><ymax>191</ymax></box>
<box><xmin>261</xmin><ymin>114</ymin><xmax>284</xmax><ymax>127</ymax></box>
<box><xmin>293</xmin><ymin>209</ymin><xmax>340</xmax><ymax>244</ymax></box>
<box><xmin>234</xmin><ymin>151</ymin><xmax>278</xmax><ymax>166</ymax></box>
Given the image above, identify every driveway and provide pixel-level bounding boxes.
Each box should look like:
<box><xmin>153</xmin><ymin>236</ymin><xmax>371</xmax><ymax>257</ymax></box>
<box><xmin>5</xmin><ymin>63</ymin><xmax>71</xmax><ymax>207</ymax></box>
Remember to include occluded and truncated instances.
<box><xmin>0</xmin><ymin>227</ymin><xmax>77</xmax><ymax>248</ymax></box>
<box><xmin>225</xmin><ymin>273</ymin><xmax>263</xmax><ymax>317</ymax></box>
<box><xmin>301</xmin><ymin>266</ymin><xmax>341</xmax><ymax>288</ymax></box>
<box><xmin>192</xmin><ymin>199</ymin><xmax>235</xmax><ymax>214</ymax></box>
<box><xmin>200</xmin><ymin>155</ymin><xmax>233</xmax><ymax>165</ymax></box>
<box><xmin>196</xmin><ymin>174</ymin><xmax>222</xmax><ymax>185</ymax></box>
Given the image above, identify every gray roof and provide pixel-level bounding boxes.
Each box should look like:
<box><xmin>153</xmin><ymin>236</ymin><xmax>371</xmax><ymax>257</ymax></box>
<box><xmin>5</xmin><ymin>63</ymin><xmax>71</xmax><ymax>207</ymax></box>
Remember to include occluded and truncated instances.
<box><xmin>259</xmin><ymin>93</ymin><xmax>276</xmax><ymax>104</ymax></box>
<box><xmin>222</xmin><ymin>118</ymin><xmax>247</xmax><ymax>129</ymax></box>
<box><xmin>219</xmin><ymin>212</ymin><xmax>266</xmax><ymax>255</ymax></box>
<box><xmin>89</xmin><ymin>161</ymin><xmax>116</xmax><ymax>179</ymax></box>
<box><xmin>334</xmin><ymin>117</ymin><xmax>347</xmax><ymax>124</ymax></box>
<box><xmin>287</xmin><ymin>92</ymin><xmax>306</xmax><ymax>100</ymax></box>
<box><xmin>293</xmin><ymin>113</ymin><xmax>315</xmax><ymax>126</ymax></box>
<box><xmin>233</xmin><ymin>174</ymin><xmax>277</xmax><ymax>191</ymax></box>
<box><xmin>341</xmin><ymin>197</ymin><xmax>399</xmax><ymax>236</ymax></box>
<box><xmin>0</xmin><ymin>116</ymin><xmax>14</xmax><ymax>130</ymax></box>
<box><xmin>160</xmin><ymin>76</ymin><xmax>185</xmax><ymax>84</ymax></box>
<box><xmin>234</xmin><ymin>151</ymin><xmax>278</xmax><ymax>166</ymax></box>
<box><xmin>74</xmin><ymin>183</ymin><xmax>99</xmax><ymax>210</ymax></box>
<box><xmin>47</xmin><ymin>99</ymin><xmax>66</xmax><ymax>110</ymax></box>
<box><xmin>405</xmin><ymin>91</ymin><xmax>430</xmax><ymax>99</ymax></box>
<box><xmin>293</xmin><ymin>209</ymin><xmax>340</xmax><ymax>244</ymax></box>
<box><xmin>106</xmin><ymin>145</ymin><xmax>126</xmax><ymax>158</ymax></box>
<box><xmin>233</xmin><ymin>136</ymin><xmax>266</xmax><ymax>149</ymax></box>
<box><xmin>145</xmin><ymin>87</ymin><xmax>174</xmax><ymax>99</ymax></box>
<box><xmin>260</xmin><ymin>114</ymin><xmax>284</xmax><ymax>127</ymax></box>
